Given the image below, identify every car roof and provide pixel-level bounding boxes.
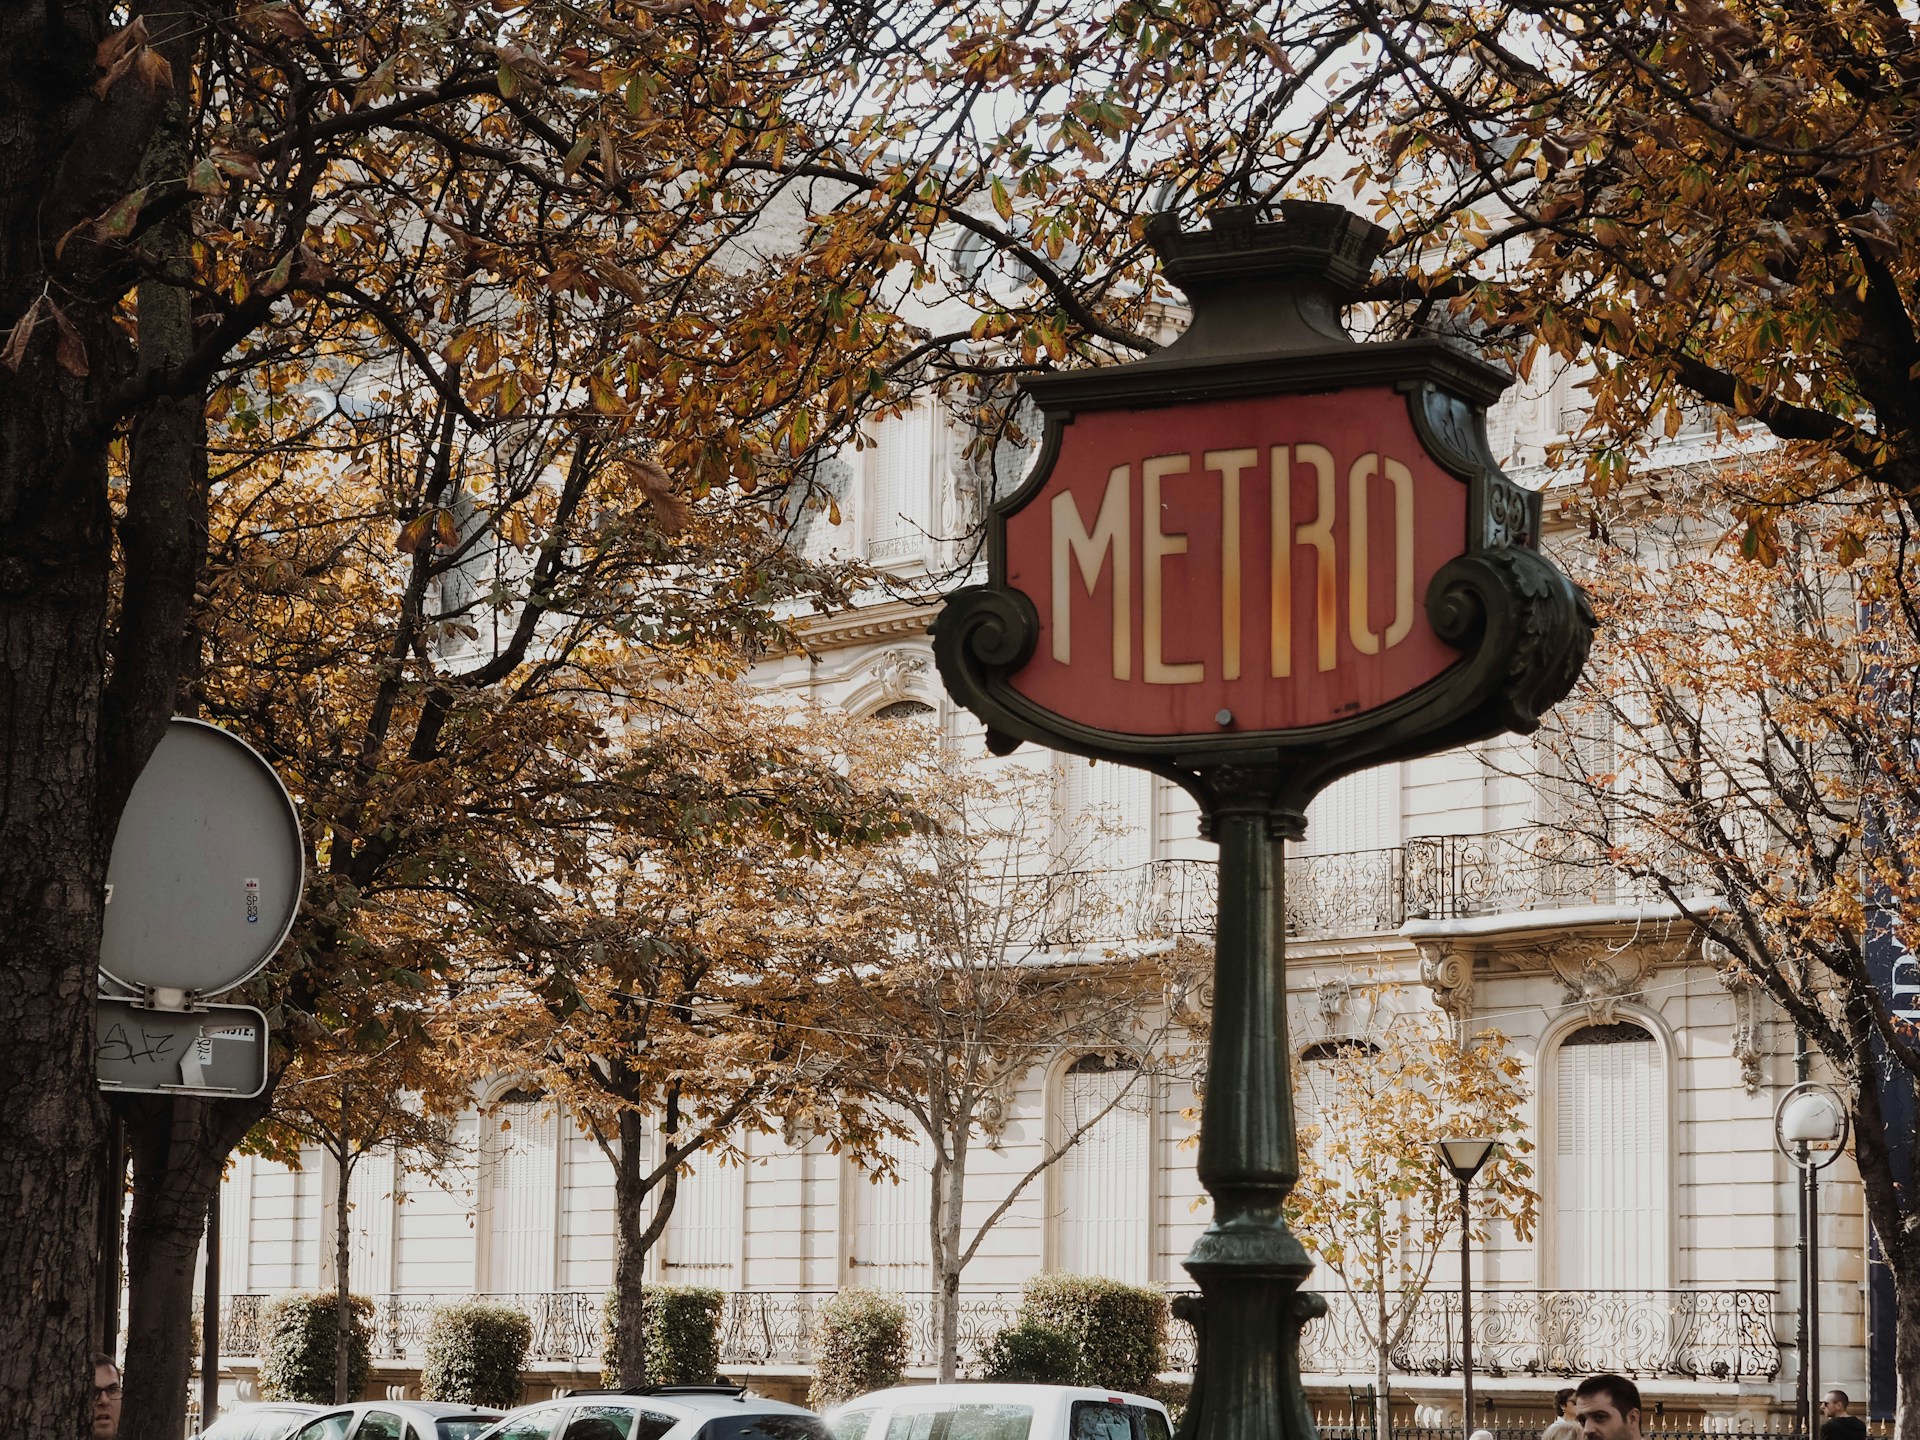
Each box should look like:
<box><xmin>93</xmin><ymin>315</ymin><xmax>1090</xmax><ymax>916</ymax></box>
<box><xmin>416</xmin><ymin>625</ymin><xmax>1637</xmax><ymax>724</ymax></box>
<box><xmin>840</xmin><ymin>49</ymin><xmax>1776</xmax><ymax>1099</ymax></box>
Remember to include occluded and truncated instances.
<box><xmin>829</xmin><ymin>1385</ymin><xmax>1166</xmax><ymax>1412</ymax></box>
<box><xmin>564</xmin><ymin>1393</ymin><xmax>818</xmax><ymax>1418</ymax></box>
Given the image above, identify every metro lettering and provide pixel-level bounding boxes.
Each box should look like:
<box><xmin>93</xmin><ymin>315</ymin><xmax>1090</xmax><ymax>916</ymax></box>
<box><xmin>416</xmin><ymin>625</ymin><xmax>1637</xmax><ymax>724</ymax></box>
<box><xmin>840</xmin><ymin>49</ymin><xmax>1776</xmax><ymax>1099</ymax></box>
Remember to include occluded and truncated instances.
<box><xmin>1048</xmin><ymin>442</ymin><xmax>1420</xmax><ymax>684</ymax></box>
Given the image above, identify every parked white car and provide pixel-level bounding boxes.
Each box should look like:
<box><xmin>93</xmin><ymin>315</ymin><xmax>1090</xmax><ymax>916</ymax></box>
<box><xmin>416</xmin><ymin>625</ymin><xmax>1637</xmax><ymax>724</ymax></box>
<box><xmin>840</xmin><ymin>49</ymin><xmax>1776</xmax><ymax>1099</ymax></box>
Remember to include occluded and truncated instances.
<box><xmin>284</xmin><ymin>1400</ymin><xmax>504</xmax><ymax>1440</ymax></box>
<box><xmin>472</xmin><ymin>1384</ymin><xmax>833</xmax><ymax>1440</ymax></box>
<box><xmin>193</xmin><ymin>1402</ymin><xmax>329</xmax><ymax>1440</ymax></box>
<box><xmin>824</xmin><ymin>1384</ymin><xmax>1173</xmax><ymax>1440</ymax></box>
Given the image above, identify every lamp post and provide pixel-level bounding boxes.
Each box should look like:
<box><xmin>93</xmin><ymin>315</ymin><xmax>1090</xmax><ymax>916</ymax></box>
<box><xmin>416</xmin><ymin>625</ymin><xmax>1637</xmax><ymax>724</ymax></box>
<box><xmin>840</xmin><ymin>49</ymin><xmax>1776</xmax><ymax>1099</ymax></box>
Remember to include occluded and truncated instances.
<box><xmin>1436</xmin><ymin>1136</ymin><xmax>1498</xmax><ymax>1440</ymax></box>
<box><xmin>1775</xmin><ymin>1082</ymin><xmax>1850</xmax><ymax>1439</ymax></box>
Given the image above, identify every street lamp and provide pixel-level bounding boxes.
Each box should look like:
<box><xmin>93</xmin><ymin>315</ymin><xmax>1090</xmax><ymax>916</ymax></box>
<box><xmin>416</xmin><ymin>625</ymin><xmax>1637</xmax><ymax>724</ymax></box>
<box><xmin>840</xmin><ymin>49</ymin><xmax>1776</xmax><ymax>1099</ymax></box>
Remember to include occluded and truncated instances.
<box><xmin>1436</xmin><ymin>1136</ymin><xmax>1498</xmax><ymax>1440</ymax></box>
<box><xmin>1774</xmin><ymin>1082</ymin><xmax>1850</xmax><ymax>1440</ymax></box>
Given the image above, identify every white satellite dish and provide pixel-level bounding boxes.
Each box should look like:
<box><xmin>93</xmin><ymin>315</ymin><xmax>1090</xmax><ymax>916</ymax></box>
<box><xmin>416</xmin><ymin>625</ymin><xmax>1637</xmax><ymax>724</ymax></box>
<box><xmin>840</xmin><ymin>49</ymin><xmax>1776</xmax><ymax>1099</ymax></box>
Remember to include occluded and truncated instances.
<box><xmin>100</xmin><ymin>717</ymin><xmax>305</xmax><ymax>998</ymax></box>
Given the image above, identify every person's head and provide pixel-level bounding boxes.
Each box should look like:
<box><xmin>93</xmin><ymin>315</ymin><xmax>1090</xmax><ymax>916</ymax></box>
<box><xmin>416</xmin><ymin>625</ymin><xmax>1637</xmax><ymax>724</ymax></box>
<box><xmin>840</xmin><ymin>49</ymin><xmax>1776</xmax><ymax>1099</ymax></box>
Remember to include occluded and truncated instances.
<box><xmin>91</xmin><ymin>1354</ymin><xmax>121</xmax><ymax>1440</ymax></box>
<box><xmin>1575</xmin><ymin>1374</ymin><xmax>1643</xmax><ymax>1440</ymax></box>
<box><xmin>1557</xmin><ymin>1389</ymin><xmax>1580</xmax><ymax>1420</ymax></box>
<box><xmin>1822</xmin><ymin>1392</ymin><xmax>1851</xmax><ymax>1419</ymax></box>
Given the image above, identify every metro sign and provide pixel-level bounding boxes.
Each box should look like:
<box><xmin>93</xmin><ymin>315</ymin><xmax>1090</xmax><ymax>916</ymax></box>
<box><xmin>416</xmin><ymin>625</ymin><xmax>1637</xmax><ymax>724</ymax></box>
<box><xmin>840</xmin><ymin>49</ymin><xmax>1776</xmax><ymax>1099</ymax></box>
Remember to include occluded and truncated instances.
<box><xmin>1009</xmin><ymin>392</ymin><xmax>1463</xmax><ymax>735</ymax></box>
<box><xmin>934</xmin><ymin>203</ymin><xmax>1591</xmax><ymax>819</ymax></box>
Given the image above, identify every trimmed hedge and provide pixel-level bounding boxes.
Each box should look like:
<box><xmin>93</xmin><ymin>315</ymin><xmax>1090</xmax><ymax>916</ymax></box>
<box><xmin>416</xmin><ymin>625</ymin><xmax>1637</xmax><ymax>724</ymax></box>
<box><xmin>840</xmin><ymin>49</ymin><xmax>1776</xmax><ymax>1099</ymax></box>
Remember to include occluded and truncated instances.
<box><xmin>258</xmin><ymin>1292</ymin><xmax>374</xmax><ymax>1403</ymax></box>
<box><xmin>599</xmin><ymin>1285</ymin><xmax>726</xmax><ymax>1386</ymax></box>
<box><xmin>980</xmin><ymin>1319</ymin><xmax>1078</xmax><ymax>1384</ymax></box>
<box><xmin>1016</xmin><ymin>1275</ymin><xmax>1167</xmax><ymax>1393</ymax></box>
<box><xmin>808</xmin><ymin>1288</ymin><xmax>908</xmax><ymax>1410</ymax></box>
<box><xmin>420</xmin><ymin>1301</ymin><xmax>532</xmax><ymax>1409</ymax></box>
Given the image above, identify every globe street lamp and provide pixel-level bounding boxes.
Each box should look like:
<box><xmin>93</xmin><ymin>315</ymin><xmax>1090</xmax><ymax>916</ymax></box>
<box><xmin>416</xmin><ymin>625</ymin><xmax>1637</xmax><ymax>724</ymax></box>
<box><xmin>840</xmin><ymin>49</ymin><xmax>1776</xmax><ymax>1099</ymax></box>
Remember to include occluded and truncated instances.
<box><xmin>1774</xmin><ymin>1082</ymin><xmax>1850</xmax><ymax>1439</ymax></box>
<box><xmin>1437</xmin><ymin>1136</ymin><xmax>1498</xmax><ymax>1440</ymax></box>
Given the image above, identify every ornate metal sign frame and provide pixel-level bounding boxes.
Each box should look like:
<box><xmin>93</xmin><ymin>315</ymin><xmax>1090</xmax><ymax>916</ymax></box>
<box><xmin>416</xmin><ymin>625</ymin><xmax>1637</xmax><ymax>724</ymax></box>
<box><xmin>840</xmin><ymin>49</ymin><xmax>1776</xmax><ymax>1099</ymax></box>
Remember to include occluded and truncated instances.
<box><xmin>935</xmin><ymin>202</ymin><xmax>1592</xmax><ymax>826</ymax></box>
<box><xmin>933</xmin><ymin>202</ymin><xmax>1594</xmax><ymax>1440</ymax></box>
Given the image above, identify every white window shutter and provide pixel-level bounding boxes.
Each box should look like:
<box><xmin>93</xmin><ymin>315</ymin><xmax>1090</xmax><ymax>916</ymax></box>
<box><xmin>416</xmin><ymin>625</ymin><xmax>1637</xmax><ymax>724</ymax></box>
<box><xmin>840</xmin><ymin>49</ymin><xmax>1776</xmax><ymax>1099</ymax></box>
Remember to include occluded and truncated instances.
<box><xmin>851</xmin><ymin>1126</ymin><xmax>934</xmax><ymax>1289</ymax></box>
<box><xmin>662</xmin><ymin>1143</ymin><xmax>742</xmax><ymax>1285</ymax></box>
<box><xmin>1053</xmin><ymin>1059</ymin><xmax>1150</xmax><ymax>1282</ymax></box>
<box><xmin>483</xmin><ymin>1098</ymin><xmax>558</xmax><ymax>1294</ymax></box>
<box><xmin>1552</xmin><ymin>1026</ymin><xmax>1667</xmax><ymax>1289</ymax></box>
<box><xmin>868</xmin><ymin>407</ymin><xmax>932</xmax><ymax>562</ymax></box>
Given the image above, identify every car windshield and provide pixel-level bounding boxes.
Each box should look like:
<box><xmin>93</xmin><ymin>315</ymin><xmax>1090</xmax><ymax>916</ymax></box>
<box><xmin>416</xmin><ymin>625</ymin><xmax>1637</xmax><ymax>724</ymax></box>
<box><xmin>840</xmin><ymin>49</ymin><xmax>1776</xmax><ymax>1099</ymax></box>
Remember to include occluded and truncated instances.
<box><xmin>884</xmin><ymin>1406</ymin><xmax>1034</xmax><ymax>1440</ymax></box>
<box><xmin>436</xmin><ymin>1422</ymin><xmax>497</xmax><ymax>1440</ymax></box>
<box><xmin>694</xmin><ymin>1415</ymin><xmax>835</xmax><ymax>1440</ymax></box>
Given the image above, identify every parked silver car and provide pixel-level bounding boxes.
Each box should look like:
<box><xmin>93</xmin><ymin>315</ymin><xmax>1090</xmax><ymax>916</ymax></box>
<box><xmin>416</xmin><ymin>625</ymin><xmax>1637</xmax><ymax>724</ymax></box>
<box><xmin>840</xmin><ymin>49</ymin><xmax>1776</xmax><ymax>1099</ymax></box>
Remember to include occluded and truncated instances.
<box><xmin>285</xmin><ymin>1400</ymin><xmax>504</xmax><ymax>1440</ymax></box>
<box><xmin>474</xmin><ymin>1384</ymin><xmax>833</xmax><ymax>1440</ymax></box>
<box><xmin>193</xmin><ymin>1403</ymin><xmax>328</xmax><ymax>1440</ymax></box>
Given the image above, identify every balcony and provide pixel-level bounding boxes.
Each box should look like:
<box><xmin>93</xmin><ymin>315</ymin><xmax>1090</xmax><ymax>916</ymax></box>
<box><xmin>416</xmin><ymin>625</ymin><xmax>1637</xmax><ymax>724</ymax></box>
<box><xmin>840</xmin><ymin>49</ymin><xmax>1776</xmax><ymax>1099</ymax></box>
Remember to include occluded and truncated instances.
<box><xmin>210</xmin><ymin>1286</ymin><xmax>1777</xmax><ymax>1383</ymax></box>
<box><xmin>1039</xmin><ymin>827</ymin><xmax>1703</xmax><ymax>947</ymax></box>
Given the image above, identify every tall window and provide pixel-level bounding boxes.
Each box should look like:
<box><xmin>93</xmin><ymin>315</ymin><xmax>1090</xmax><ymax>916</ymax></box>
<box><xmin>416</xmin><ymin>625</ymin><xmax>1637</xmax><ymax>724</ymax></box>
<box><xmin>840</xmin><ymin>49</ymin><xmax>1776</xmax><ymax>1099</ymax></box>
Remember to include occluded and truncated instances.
<box><xmin>1551</xmin><ymin>1021</ymin><xmax>1668</xmax><ymax>1289</ymax></box>
<box><xmin>480</xmin><ymin>1089</ymin><xmax>559</xmax><ymax>1294</ymax></box>
<box><xmin>1299</xmin><ymin>763</ymin><xmax>1401</xmax><ymax>856</ymax></box>
<box><xmin>343</xmin><ymin>1149</ymin><xmax>396</xmax><ymax>1296</ymax></box>
<box><xmin>867</xmin><ymin>406</ymin><xmax>934</xmax><ymax>563</ymax></box>
<box><xmin>1059</xmin><ymin>755</ymin><xmax>1153</xmax><ymax>870</ymax></box>
<box><xmin>1051</xmin><ymin>1054</ymin><xmax>1150</xmax><ymax>1283</ymax></box>
<box><xmin>661</xmin><ymin>1142</ymin><xmax>742</xmax><ymax>1285</ymax></box>
<box><xmin>850</xmin><ymin>1126</ymin><xmax>933</xmax><ymax>1289</ymax></box>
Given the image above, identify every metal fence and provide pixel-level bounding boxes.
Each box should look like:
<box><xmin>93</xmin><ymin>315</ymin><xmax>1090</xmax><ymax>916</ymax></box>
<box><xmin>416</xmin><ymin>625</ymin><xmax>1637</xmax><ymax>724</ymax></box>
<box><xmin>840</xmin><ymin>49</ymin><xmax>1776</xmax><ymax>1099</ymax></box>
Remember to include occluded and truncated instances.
<box><xmin>1034</xmin><ymin>827</ymin><xmax>1712</xmax><ymax>947</ymax></box>
<box><xmin>209</xmin><ymin>1286</ymin><xmax>1777</xmax><ymax>1383</ymax></box>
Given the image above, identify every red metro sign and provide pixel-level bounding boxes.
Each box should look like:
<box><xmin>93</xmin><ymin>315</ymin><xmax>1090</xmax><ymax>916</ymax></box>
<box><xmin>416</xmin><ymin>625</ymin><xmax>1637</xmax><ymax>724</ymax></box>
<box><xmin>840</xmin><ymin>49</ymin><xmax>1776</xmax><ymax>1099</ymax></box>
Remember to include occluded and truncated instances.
<box><xmin>1005</xmin><ymin>391</ymin><xmax>1464</xmax><ymax>736</ymax></box>
<box><xmin>934</xmin><ymin>203</ymin><xmax>1591</xmax><ymax>819</ymax></box>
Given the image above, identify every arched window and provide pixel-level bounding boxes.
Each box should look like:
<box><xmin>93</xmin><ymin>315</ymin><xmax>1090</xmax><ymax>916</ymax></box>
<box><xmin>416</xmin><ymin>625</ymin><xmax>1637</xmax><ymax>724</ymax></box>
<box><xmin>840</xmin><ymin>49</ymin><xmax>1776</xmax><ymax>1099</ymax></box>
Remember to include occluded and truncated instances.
<box><xmin>1051</xmin><ymin>1053</ymin><xmax>1151</xmax><ymax>1282</ymax></box>
<box><xmin>1550</xmin><ymin>1020</ymin><xmax>1669</xmax><ymax>1289</ymax></box>
<box><xmin>480</xmin><ymin>1088</ymin><xmax>559</xmax><ymax>1294</ymax></box>
<box><xmin>872</xmin><ymin>699</ymin><xmax>935</xmax><ymax>723</ymax></box>
<box><xmin>849</xmin><ymin>1125</ymin><xmax>934</xmax><ymax>1289</ymax></box>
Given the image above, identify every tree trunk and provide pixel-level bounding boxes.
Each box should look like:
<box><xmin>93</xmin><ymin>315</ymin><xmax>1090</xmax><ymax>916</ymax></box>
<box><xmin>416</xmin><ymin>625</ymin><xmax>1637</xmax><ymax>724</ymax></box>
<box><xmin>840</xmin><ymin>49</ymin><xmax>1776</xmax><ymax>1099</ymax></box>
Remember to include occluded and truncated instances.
<box><xmin>0</xmin><ymin>5</ymin><xmax>204</xmax><ymax>1433</ymax></box>
<box><xmin>933</xmin><ymin>1131</ymin><xmax>968</xmax><ymax>1383</ymax></box>
<box><xmin>612</xmin><ymin>1108</ymin><xmax>674</xmax><ymax>1387</ymax></box>
<box><xmin>118</xmin><ymin>1095</ymin><xmax>260</xmax><ymax>1440</ymax></box>
<box><xmin>1893</xmin><ymin>1244</ymin><xmax>1920</xmax><ymax>1440</ymax></box>
<box><xmin>334</xmin><ymin>1136</ymin><xmax>355</xmax><ymax>1402</ymax></box>
<box><xmin>1373</xmin><ymin>1218</ymin><xmax>1390</xmax><ymax>1440</ymax></box>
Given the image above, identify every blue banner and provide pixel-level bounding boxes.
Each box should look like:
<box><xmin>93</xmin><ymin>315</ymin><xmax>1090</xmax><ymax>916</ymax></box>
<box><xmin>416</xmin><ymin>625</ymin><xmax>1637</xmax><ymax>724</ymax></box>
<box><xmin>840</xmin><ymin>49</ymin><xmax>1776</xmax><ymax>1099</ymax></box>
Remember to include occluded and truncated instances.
<box><xmin>1862</xmin><ymin>908</ymin><xmax>1916</xmax><ymax>1420</ymax></box>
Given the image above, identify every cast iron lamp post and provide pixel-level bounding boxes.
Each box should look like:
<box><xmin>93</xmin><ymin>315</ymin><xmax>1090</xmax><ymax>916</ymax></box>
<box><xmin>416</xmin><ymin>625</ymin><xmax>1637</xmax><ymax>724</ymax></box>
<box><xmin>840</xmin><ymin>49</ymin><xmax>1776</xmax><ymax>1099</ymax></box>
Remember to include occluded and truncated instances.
<box><xmin>1436</xmin><ymin>1136</ymin><xmax>1498</xmax><ymax>1440</ymax></box>
<box><xmin>1774</xmin><ymin>1082</ymin><xmax>1849</xmax><ymax>1439</ymax></box>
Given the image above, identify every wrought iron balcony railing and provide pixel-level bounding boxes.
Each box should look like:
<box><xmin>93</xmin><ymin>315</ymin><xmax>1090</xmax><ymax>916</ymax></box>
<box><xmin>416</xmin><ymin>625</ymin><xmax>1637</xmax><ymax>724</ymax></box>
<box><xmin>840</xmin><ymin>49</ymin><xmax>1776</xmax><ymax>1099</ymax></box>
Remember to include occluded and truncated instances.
<box><xmin>209</xmin><ymin>1285</ymin><xmax>1776</xmax><ymax>1383</ymax></box>
<box><xmin>1038</xmin><ymin>827</ymin><xmax>1712</xmax><ymax>946</ymax></box>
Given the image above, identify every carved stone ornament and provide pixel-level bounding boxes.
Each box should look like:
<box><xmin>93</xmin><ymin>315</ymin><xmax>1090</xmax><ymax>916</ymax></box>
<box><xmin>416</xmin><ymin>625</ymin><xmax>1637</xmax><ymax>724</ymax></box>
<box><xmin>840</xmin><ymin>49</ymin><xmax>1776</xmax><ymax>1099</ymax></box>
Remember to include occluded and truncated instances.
<box><xmin>1703</xmin><ymin>937</ymin><xmax>1765</xmax><ymax>1094</ymax></box>
<box><xmin>868</xmin><ymin>649</ymin><xmax>930</xmax><ymax>704</ymax></box>
<box><xmin>1417</xmin><ymin>941</ymin><xmax>1475</xmax><ymax>1022</ymax></box>
<box><xmin>976</xmin><ymin>1083</ymin><xmax>1011</xmax><ymax>1150</ymax></box>
<box><xmin>931</xmin><ymin>200</ymin><xmax>1595</xmax><ymax>833</ymax></box>
<box><xmin>1537</xmin><ymin>939</ymin><xmax>1659</xmax><ymax>1026</ymax></box>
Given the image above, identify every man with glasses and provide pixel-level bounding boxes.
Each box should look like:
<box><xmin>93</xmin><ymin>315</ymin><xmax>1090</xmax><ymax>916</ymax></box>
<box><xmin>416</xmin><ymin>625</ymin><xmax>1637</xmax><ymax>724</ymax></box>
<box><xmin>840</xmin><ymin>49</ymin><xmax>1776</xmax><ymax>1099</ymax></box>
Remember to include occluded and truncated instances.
<box><xmin>91</xmin><ymin>1353</ymin><xmax>121</xmax><ymax>1440</ymax></box>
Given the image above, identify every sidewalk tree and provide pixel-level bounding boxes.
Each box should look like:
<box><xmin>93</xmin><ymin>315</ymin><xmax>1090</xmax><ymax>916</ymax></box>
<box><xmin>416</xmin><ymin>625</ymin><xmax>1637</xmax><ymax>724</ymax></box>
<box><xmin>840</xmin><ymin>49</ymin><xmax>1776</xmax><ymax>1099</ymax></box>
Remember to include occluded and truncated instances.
<box><xmin>0</xmin><ymin>4</ymin><xmax>1308</xmax><ymax>1422</ymax></box>
<box><xmin>1286</xmin><ymin>994</ymin><xmax>1535</xmax><ymax>1440</ymax></box>
<box><xmin>814</xmin><ymin>731</ymin><xmax>1204</xmax><ymax>1382</ymax></box>
<box><xmin>469</xmin><ymin>687</ymin><xmax>914</xmax><ymax>1389</ymax></box>
<box><xmin>244</xmin><ymin>1022</ymin><xmax>467</xmax><ymax>1402</ymax></box>
<box><xmin>1539</xmin><ymin>468</ymin><xmax>1920</xmax><ymax>1429</ymax></box>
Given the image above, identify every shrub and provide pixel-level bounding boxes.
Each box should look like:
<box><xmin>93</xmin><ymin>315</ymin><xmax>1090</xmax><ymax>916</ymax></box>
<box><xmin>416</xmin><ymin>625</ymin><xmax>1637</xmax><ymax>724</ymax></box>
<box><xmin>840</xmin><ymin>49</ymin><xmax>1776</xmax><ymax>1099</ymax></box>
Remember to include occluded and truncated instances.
<box><xmin>980</xmin><ymin>1319</ymin><xmax>1078</xmax><ymax>1384</ymax></box>
<box><xmin>808</xmin><ymin>1288</ymin><xmax>908</xmax><ymax>1410</ymax></box>
<box><xmin>599</xmin><ymin>1286</ymin><xmax>726</xmax><ymax>1386</ymax></box>
<box><xmin>258</xmin><ymin>1292</ymin><xmax>374</xmax><ymax>1403</ymax></box>
<box><xmin>1017</xmin><ymin>1275</ymin><xmax>1167</xmax><ymax>1393</ymax></box>
<box><xmin>420</xmin><ymin>1301</ymin><xmax>533</xmax><ymax>1409</ymax></box>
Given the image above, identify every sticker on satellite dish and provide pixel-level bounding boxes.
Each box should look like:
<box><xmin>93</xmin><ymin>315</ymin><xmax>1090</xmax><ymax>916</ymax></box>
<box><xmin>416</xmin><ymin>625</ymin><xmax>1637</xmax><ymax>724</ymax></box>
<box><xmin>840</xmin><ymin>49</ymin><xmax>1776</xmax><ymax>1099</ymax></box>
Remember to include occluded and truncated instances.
<box><xmin>95</xmin><ymin>997</ymin><xmax>270</xmax><ymax>1099</ymax></box>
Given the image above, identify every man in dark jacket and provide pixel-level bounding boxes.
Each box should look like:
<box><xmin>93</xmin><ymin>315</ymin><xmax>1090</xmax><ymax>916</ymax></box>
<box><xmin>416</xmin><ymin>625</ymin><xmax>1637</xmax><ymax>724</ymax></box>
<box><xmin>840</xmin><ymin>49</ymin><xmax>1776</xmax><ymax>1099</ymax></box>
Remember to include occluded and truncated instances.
<box><xmin>1820</xmin><ymin>1390</ymin><xmax>1867</xmax><ymax>1440</ymax></box>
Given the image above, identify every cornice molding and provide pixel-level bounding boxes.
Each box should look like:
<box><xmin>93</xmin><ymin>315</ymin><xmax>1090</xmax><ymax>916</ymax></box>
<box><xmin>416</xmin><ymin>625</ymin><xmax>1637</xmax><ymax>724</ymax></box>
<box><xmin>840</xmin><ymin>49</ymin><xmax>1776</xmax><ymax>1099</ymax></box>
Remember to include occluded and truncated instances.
<box><xmin>780</xmin><ymin>597</ymin><xmax>941</xmax><ymax>655</ymax></box>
